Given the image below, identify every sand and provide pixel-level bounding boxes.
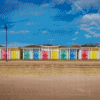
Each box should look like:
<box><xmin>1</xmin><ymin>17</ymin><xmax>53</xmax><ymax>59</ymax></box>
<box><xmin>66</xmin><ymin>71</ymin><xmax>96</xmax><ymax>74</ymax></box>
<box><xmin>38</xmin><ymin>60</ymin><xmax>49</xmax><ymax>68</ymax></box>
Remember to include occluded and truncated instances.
<box><xmin>0</xmin><ymin>76</ymin><xmax>100</xmax><ymax>100</ymax></box>
<box><xmin>0</xmin><ymin>60</ymin><xmax>100</xmax><ymax>100</ymax></box>
<box><xmin>0</xmin><ymin>60</ymin><xmax>100</xmax><ymax>77</ymax></box>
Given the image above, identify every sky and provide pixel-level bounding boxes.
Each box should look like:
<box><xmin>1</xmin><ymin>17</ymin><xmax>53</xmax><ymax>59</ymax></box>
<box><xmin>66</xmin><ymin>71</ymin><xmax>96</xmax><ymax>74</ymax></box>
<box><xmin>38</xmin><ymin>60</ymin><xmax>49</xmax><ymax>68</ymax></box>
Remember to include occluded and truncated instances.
<box><xmin>0</xmin><ymin>0</ymin><xmax>100</xmax><ymax>47</ymax></box>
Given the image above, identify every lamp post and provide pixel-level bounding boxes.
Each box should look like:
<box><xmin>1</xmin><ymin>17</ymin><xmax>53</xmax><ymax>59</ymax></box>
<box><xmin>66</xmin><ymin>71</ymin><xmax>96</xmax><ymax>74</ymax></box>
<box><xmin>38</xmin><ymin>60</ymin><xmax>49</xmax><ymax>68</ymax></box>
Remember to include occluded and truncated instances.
<box><xmin>4</xmin><ymin>26</ymin><xmax>7</xmax><ymax>61</ymax></box>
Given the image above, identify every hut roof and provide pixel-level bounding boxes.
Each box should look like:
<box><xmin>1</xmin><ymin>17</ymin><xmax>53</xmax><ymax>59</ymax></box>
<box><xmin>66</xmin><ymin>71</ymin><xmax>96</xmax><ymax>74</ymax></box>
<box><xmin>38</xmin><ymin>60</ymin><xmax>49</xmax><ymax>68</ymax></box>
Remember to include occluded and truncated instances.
<box><xmin>40</xmin><ymin>45</ymin><xmax>60</xmax><ymax>48</ymax></box>
<box><xmin>25</xmin><ymin>45</ymin><xmax>41</xmax><ymax>48</ymax></box>
<box><xmin>71</xmin><ymin>44</ymin><xmax>81</xmax><ymax>47</ymax></box>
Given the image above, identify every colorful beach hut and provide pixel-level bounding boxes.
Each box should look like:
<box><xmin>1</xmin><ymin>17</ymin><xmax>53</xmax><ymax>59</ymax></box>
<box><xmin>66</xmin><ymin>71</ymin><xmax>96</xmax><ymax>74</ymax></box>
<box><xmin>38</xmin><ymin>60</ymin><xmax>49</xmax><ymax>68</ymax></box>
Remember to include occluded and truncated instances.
<box><xmin>41</xmin><ymin>46</ymin><xmax>60</xmax><ymax>60</ymax></box>
<box><xmin>0</xmin><ymin>48</ymin><xmax>1</xmax><ymax>59</ymax></box>
<box><xmin>51</xmin><ymin>46</ymin><xmax>59</xmax><ymax>59</ymax></box>
<box><xmin>59</xmin><ymin>46</ymin><xmax>69</xmax><ymax>59</ymax></box>
<box><xmin>41</xmin><ymin>46</ymin><xmax>49</xmax><ymax>59</ymax></box>
<box><xmin>0</xmin><ymin>47</ymin><xmax>11</xmax><ymax>60</ymax></box>
<box><xmin>79</xmin><ymin>47</ymin><xmax>99</xmax><ymax>60</ymax></box>
<box><xmin>79</xmin><ymin>47</ymin><xmax>90</xmax><ymax>60</ymax></box>
<box><xmin>90</xmin><ymin>48</ymin><xmax>99</xmax><ymax>59</ymax></box>
<box><xmin>10</xmin><ymin>48</ymin><xmax>21</xmax><ymax>59</ymax></box>
<box><xmin>33</xmin><ymin>47</ymin><xmax>40</xmax><ymax>59</ymax></box>
<box><xmin>69</xmin><ymin>47</ymin><xmax>79</xmax><ymax>60</ymax></box>
<box><xmin>99</xmin><ymin>47</ymin><xmax>100</xmax><ymax>59</ymax></box>
<box><xmin>23</xmin><ymin>48</ymin><xmax>32</xmax><ymax>59</ymax></box>
<box><xmin>22</xmin><ymin>46</ymin><xmax>41</xmax><ymax>60</ymax></box>
<box><xmin>0</xmin><ymin>47</ymin><xmax>20</xmax><ymax>60</ymax></box>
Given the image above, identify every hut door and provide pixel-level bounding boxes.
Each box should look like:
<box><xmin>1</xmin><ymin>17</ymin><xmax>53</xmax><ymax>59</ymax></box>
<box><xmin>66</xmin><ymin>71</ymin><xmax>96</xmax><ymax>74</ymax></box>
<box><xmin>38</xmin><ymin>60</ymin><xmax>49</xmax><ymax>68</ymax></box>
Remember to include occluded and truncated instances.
<box><xmin>99</xmin><ymin>51</ymin><xmax>100</xmax><ymax>59</ymax></box>
<box><xmin>90</xmin><ymin>51</ymin><xmax>98</xmax><ymax>59</ymax></box>
<box><xmin>2</xmin><ymin>50</ymin><xmax>10</xmax><ymax>60</ymax></box>
<box><xmin>33</xmin><ymin>49</ymin><xmax>39</xmax><ymax>59</ymax></box>
<box><xmin>11</xmin><ymin>51</ymin><xmax>18</xmax><ymax>59</ymax></box>
<box><xmin>42</xmin><ymin>50</ymin><xmax>49</xmax><ymax>59</ymax></box>
<box><xmin>81</xmin><ymin>50</ymin><xmax>88</xmax><ymax>59</ymax></box>
<box><xmin>70</xmin><ymin>49</ymin><xmax>76</xmax><ymax>59</ymax></box>
<box><xmin>24</xmin><ymin>50</ymin><xmax>30</xmax><ymax>59</ymax></box>
<box><xmin>60</xmin><ymin>50</ymin><xmax>67</xmax><ymax>59</ymax></box>
<box><xmin>51</xmin><ymin>50</ymin><xmax>58</xmax><ymax>59</ymax></box>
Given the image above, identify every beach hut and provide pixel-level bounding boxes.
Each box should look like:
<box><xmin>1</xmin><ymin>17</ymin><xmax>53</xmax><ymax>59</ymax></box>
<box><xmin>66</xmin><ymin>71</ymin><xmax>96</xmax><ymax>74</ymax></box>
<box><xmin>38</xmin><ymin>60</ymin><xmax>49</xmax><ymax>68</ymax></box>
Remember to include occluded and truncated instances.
<box><xmin>69</xmin><ymin>47</ymin><xmax>79</xmax><ymax>60</ymax></box>
<box><xmin>99</xmin><ymin>47</ymin><xmax>100</xmax><ymax>59</ymax></box>
<box><xmin>0</xmin><ymin>47</ymin><xmax>11</xmax><ymax>60</ymax></box>
<box><xmin>79</xmin><ymin>47</ymin><xmax>99</xmax><ymax>60</ymax></box>
<box><xmin>51</xmin><ymin>46</ymin><xmax>59</xmax><ymax>59</ymax></box>
<box><xmin>41</xmin><ymin>46</ymin><xmax>50</xmax><ymax>59</ymax></box>
<box><xmin>2</xmin><ymin>50</ymin><xmax>10</xmax><ymax>60</ymax></box>
<box><xmin>90</xmin><ymin>48</ymin><xmax>99</xmax><ymax>59</ymax></box>
<box><xmin>0</xmin><ymin>48</ymin><xmax>1</xmax><ymax>59</ymax></box>
<box><xmin>79</xmin><ymin>47</ymin><xmax>90</xmax><ymax>60</ymax></box>
<box><xmin>22</xmin><ymin>46</ymin><xmax>41</xmax><ymax>60</ymax></box>
<box><xmin>10</xmin><ymin>48</ymin><xmax>21</xmax><ymax>59</ymax></box>
<box><xmin>59</xmin><ymin>46</ymin><xmax>69</xmax><ymax>59</ymax></box>
<box><xmin>0</xmin><ymin>47</ymin><xmax>20</xmax><ymax>60</ymax></box>
<box><xmin>23</xmin><ymin>48</ymin><xmax>32</xmax><ymax>59</ymax></box>
<box><xmin>41</xmin><ymin>46</ymin><xmax>59</xmax><ymax>60</ymax></box>
<box><xmin>33</xmin><ymin>47</ymin><xmax>40</xmax><ymax>59</ymax></box>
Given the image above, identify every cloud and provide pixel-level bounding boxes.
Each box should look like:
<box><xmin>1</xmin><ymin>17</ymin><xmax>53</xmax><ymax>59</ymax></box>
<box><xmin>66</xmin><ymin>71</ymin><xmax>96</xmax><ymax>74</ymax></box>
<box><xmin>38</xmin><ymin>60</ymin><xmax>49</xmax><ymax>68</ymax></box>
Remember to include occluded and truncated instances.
<box><xmin>0</xmin><ymin>30</ymin><xmax>30</xmax><ymax>34</ymax></box>
<box><xmin>79</xmin><ymin>24</ymin><xmax>91</xmax><ymax>27</ymax></box>
<box><xmin>75</xmin><ymin>31</ymin><xmax>78</xmax><ymax>35</ymax></box>
<box><xmin>78</xmin><ymin>13</ymin><xmax>100</xmax><ymax>39</ymax></box>
<box><xmin>26</xmin><ymin>22</ymin><xmax>40</xmax><ymax>26</ymax></box>
<box><xmin>80</xmin><ymin>27</ymin><xmax>96</xmax><ymax>34</ymax></box>
<box><xmin>66</xmin><ymin>41</ymin><xmax>76</xmax><ymax>46</ymax></box>
<box><xmin>69</xmin><ymin>0</ymin><xmax>100</xmax><ymax>14</ymax></box>
<box><xmin>84</xmin><ymin>34</ymin><xmax>92</xmax><ymax>38</ymax></box>
<box><xmin>41</xmin><ymin>3</ymin><xmax>50</xmax><ymax>7</ymax></box>
<box><xmin>16</xmin><ymin>30</ymin><xmax>30</xmax><ymax>34</ymax></box>
<box><xmin>79</xmin><ymin>23</ymin><xmax>100</xmax><ymax>38</ymax></box>
<box><xmin>42</xmin><ymin>31</ymin><xmax>47</xmax><ymax>33</ymax></box>
<box><xmin>1</xmin><ymin>42</ymin><xmax>33</xmax><ymax>47</ymax></box>
<box><xmin>77</xmin><ymin>13</ymin><xmax>100</xmax><ymax>39</ymax></box>
<box><xmin>81</xmin><ymin>14</ymin><xmax>100</xmax><ymax>24</ymax></box>
<box><xmin>74</xmin><ymin>0</ymin><xmax>100</xmax><ymax>8</ymax></box>
<box><xmin>72</xmin><ymin>37</ymin><xmax>77</xmax><ymax>40</ymax></box>
<box><xmin>79</xmin><ymin>24</ymin><xmax>100</xmax><ymax>38</ymax></box>
<box><xmin>93</xmin><ymin>33</ymin><xmax>100</xmax><ymax>37</ymax></box>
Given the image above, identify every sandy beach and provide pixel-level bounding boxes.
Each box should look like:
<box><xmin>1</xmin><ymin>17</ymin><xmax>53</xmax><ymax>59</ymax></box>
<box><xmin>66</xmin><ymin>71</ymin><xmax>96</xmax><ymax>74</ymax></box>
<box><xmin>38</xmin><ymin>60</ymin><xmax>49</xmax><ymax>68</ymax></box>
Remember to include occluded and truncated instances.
<box><xmin>0</xmin><ymin>60</ymin><xmax>100</xmax><ymax>100</ymax></box>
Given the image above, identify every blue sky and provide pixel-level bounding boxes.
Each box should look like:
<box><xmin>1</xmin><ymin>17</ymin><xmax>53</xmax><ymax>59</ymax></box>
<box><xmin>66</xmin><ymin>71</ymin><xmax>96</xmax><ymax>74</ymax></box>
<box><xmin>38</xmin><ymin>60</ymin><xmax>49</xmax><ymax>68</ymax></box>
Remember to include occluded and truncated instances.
<box><xmin>0</xmin><ymin>0</ymin><xmax>100</xmax><ymax>47</ymax></box>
